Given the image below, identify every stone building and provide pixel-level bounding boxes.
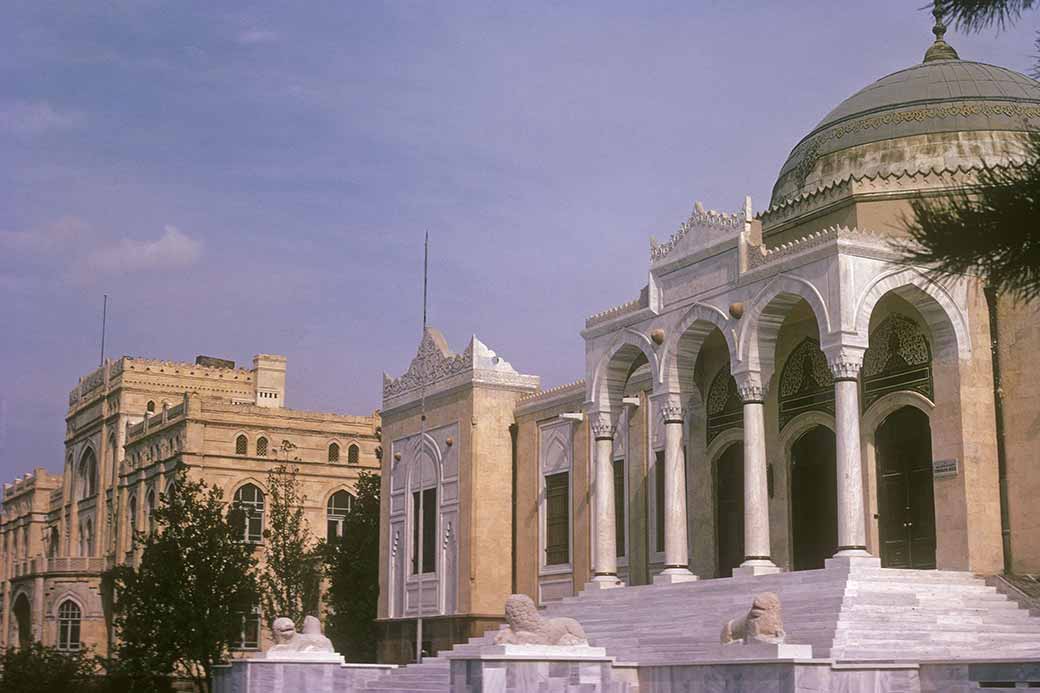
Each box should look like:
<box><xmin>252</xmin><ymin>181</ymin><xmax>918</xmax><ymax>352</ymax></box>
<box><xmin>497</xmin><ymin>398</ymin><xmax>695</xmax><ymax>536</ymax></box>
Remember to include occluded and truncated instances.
<box><xmin>1</xmin><ymin>354</ymin><xmax>380</xmax><ymax>655</ymax></box>
<box><xmin>376</xmin><ymin>19</ymin><xmax>1040</xmax><ymax>664</ymax></box>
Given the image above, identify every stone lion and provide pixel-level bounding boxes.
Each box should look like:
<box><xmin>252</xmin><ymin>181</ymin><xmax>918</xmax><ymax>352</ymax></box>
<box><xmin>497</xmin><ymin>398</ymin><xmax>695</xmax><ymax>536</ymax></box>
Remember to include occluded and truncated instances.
<box><xmin>266</xmin><ymin>615</ymin><xmax>336</xmax><ymax>657</ymax></box>
<box><xmin>494</xmin><ymin>594</ymin><xmax>588</xmax><ymax>646</ymax></box>
<box><xmin>721</xmin><ymin>592</ymin><xmax>785</xmax><ymax>645</ymax></box>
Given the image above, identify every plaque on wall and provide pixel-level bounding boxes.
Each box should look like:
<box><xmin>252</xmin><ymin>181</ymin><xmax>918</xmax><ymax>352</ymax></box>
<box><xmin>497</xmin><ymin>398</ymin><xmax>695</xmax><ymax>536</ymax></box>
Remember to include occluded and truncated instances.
<box><xmin>933</xmin><ymin>458</ymin><xmax>958</xmax><ymax>479</ymax></box>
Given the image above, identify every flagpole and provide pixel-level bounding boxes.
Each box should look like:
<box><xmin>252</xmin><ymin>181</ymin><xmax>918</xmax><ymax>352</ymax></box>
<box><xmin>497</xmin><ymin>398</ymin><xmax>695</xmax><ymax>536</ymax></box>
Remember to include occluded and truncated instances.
<box><xmin>416</xmin><ymin>231</ymin><xmax>429</xmax><ymax>664</ymax></box>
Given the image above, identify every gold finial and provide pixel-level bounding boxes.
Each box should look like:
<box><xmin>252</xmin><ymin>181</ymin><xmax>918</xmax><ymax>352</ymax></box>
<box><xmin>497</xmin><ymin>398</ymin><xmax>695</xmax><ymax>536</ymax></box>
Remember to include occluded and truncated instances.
<box><xmin>924</xmin><ymin>2</ymin><xmax>960</xmax><ymax>62</ymax></box>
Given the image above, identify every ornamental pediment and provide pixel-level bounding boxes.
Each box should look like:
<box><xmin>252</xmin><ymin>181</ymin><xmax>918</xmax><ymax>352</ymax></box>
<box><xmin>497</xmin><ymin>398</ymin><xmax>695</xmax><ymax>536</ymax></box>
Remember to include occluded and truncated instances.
<box><xmin>650</xmin><ymin>197</ymin><xmax>752</xmax><ymax>267</ymax></box>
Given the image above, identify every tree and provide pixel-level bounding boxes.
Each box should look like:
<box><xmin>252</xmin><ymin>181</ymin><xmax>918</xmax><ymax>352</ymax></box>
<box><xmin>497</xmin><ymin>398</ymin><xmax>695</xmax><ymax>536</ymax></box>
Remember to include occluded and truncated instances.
<box><xmin>0</xmin><ymin>643</ymin><xmax>99</xmax><ymax>693</ymax></box>
<box><xmin>257</xmin><ymin>464</ymin><xmax>322</xmax><ymax>629</ymax></box>
<box><xmin>905</xmin><ymin>1</ymin><xmax>1040</xmax><ymax>299</ymax></box>
<box><xmin>323</xmin><ymin>470</ymin><xmax>381</xmax><ymax>661</ymax></box>
<box><xmin>107</xmin><ymin>468</ymin><xmax>259</xmax><ymax>693</ymax></box>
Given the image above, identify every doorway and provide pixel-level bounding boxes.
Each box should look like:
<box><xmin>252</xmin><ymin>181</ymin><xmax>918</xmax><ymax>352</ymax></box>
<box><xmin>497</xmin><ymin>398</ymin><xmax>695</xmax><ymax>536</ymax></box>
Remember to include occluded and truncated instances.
<box><xmin>715</xmin><ymin>443</ymin><xmax>744</xmax><ymax>577</ymax></box>
<box><xmin>875</xmin><ymin>406</ymin><xmax>936</xmax><ymax>569</ymax></box>
<box><xmin>790</xmin><ymin>425</ymin><xmax>837</xmax><ymax>570</ymax></box>
<box><xmin>13</xmin><ymin>593</ymin><xmax>30</xmax><ymax>649</ymax></box>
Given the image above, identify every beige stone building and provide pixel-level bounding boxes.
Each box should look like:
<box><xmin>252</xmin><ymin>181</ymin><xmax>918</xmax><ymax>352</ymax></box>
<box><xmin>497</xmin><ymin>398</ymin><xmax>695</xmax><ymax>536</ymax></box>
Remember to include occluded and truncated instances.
<box><xmin>377</xmin><ymin>26</ymin><xmax>1040</xmax><ymax>663</ymax></box>
<box><xmin>0</xmin><ymin>354</ymin><xmax>380</xmax><ymax>655</ymax></box>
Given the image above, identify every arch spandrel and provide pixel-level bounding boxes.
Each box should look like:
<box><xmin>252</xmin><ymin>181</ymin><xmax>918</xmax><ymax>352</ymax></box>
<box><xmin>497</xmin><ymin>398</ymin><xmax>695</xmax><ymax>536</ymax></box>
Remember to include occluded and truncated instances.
<box><xmin>661</xmin><ymin>302</ymin><xmax>736</xmax><ymax>399</ymax></box>
<box><xmin>853</xmin><ymin>268</ymin><xmax>971</xmax><ymax>362</ymax></box>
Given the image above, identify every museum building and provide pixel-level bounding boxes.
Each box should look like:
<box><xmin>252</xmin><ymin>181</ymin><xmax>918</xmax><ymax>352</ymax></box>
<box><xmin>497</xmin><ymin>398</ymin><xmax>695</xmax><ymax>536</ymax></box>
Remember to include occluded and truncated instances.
<box><xmin>377</xmin><ymin>20</ymin><xmax>1040</xmax><ymax>663</ymax></box>
<box><xmin>0</xmin><ymin>354</ymin><xmax>381</xmax><ymax>654</ymax></box>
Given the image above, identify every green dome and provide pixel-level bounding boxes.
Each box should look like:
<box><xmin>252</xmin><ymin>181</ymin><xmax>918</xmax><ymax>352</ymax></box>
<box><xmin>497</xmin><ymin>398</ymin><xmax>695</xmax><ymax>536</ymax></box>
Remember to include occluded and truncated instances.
<box><xmin>770</xmin><ymin>58</ymin><xmax>1040</xmax><ymax>207</ymax></box>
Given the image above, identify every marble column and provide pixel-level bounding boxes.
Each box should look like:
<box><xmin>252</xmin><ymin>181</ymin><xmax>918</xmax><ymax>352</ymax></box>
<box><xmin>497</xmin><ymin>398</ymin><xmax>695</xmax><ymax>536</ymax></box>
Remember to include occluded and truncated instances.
<box><xmin>653</xmin><ymin>394</ymin><xmax>697</xmax><ymax>584</ymax></box>
<box><xmin>588</xmin><ymin>412</ymin><xmax>621</xmax><ymax>589</ymax></box>
<box><xmin>734</xmin><ymin>372</ymin><xmax>779</xmax><ymax>575</ymax></box>
<box><xmin>827</xmin><ymin>348</ymin><xmax>871</xmax><ymax>558</ymax></box>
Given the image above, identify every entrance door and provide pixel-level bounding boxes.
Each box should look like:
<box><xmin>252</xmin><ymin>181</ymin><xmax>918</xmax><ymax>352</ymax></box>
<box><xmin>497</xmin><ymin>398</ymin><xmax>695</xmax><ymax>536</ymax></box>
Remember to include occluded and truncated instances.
<box><xmin>790</xmin><ymin>425</ymin><xmax>838</xmax><ymax>570</ymax></box>
<box><xmin>875</xmin><ymin>406</ymin><xmax>936</xmax><ymax>569</ymax></box>
<box><xmin>715</xmin><ymin>443</ymin><xmax>744</xmax><ymax>577</ymax></box>
<box><xmin>13</xmin><ymin>594</ymin><xmax>30</xmax><ymax>649</ymax></box>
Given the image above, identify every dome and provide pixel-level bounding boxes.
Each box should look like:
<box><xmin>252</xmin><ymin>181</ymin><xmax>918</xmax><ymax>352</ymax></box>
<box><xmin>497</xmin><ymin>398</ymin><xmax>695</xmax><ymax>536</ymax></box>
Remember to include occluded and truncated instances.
<box><xmin>770</xmin><ymin>32</ymin><xmax>1040</xmax><ymax>207</ymax></box>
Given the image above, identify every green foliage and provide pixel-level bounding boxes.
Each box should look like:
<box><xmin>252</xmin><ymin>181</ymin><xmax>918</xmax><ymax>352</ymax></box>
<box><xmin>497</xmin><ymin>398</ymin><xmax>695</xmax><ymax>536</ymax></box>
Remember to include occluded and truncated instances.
<box><xmin>107</xmin><ymin>468</ymin><xmax>259</xmax><ymax>693</ymax></box>
<box><xmin>0</xmin><ymin>643</ymin><xmax>99</xmax><ymax>693</ymax></box>
<box><xmin>936</xmin><ymin>0</ymin><xmax>1036</xmax><ymax>32</ymax></box>
<box><xmin>257</xmin><ymin>465</ymin><xmax>322</xmax><ymax>629</ymax></box>
<box><xmin>906</xmin><ymin>132</ymin><xmax>1040</xmax><ymax>301</ymax></box>
<box><xmin>323</xmin><ymin>470</ymin><xmax>381</xmax><ymax>661</ymax></box>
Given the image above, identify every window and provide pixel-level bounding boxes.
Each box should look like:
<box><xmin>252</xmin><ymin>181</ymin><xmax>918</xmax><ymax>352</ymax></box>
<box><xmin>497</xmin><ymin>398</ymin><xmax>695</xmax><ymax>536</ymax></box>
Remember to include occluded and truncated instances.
<box><xmin>614</xmin><ymin>459</ymin><xmax>626</xmax><ymax>558</ymax></box>
<box><xmin>48</xmin><ymin>527</ymin><xmax>59</xmax><ymax>558</ymax></box>
<box><xmin>545</xmin><ymin>472</ymin><xmax>569</xmax><ymax>566</ymax></box>
<box><xmin>232</xmin><ymin>606</ymin><xmax>260</xmax><ymax>650</ymax></box>
<box><xmin>348</xmin><ymin>444</ymin><xmax>360</xmax><ymax>465</ymax></box>
<box><xmin>57</xmin><ymin>600</ymin><xmax>81</xmax><ymax>651</ymax></box>
<box><xmin>256</xmin><ymin>437</ymin><xmax>268</xmax><ymax>457</ymax></box>
<box><xmin>327</xmin><ymin>490</ymin><xmax>354</xmax><ymax>540</ymax></box>
<box><xmin>145</xmin><ymin>489</ymin><xmax>156</xmax><ymax>534</ymax></box>
<box><xmin>655</xmin><ymin>451</ymin><xmax>665</xmax><ymax>554</ymax></box>
<box><xmin>146</xmin><ymin>401</ymin><xmax>156</xmax><ymax>414</ymax></box>
<box><xmin>234</xmin><ymin>484</ymin><xmax>265</xmax><ymax>543</ymax></box>
<box><xmin>79</xmin><ymin>449</ymin><xmax>98</xmax><ymax>499</ymax></box>
<box><xmin>79</xmin><ymin>519</ymin><xmax>94</xmax><ymax>557</ymax></box>
<box><xmin>22</xmin><ymin>527</ymin><xmax>29</xmax><ymax>558</ymax></box>
<box><xmin>235</xmin><ymin>435</ymin><xmax>248</xmax><ymax>455</ymax></box>
<box><xmin>411</xmin><ymin>488</ymin><xmax>436</xmax><ymax>574</ymax></box>
<box><xmin>128</xmin><ymin>494</ymin><xmax>138</xmax><ymax>542</ymax></box>
<box><xmin>328</xmin><ymin>443</ymin><xmax>340</xmax><ymax>463</ymax></box>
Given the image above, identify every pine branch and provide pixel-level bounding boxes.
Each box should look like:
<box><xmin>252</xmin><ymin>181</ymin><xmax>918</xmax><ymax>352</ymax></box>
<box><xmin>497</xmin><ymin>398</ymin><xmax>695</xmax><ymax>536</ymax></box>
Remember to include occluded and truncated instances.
<box><xmin>935</xmin><ymin>0</ymin><xmax>1037</xmax><ymax>31</ymax></box>
<box><xmin>904</xmin><ymin>134</ymin><xmax>1040</xmax><ymax>300</ymax></box>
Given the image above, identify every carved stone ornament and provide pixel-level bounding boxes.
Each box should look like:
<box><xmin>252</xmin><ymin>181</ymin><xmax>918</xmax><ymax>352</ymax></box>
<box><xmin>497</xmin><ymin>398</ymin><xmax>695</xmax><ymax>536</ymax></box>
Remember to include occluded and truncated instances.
<box><xmin>494</xmin><ymin>594</ymin><xmax>589</xmax><ymax>647</ymax></box>
<box><xmin>589</xmin><ymin>413</ymin><xmax>615</xmax><ymax>441</ymax></box>
<box><xmin>721</xmin><ymin>592</ymin><xmax>786</xmax><ymax>646</ymax></box>
<box><xmin>650</xmin><ymin>328</ymin><xmax>665</xmax><ymax>345</ymax></box>
<box><xmin>649</xmin><ymin>198</ymin><xmax>751</xmax><ymax>264</ymax></box>
<box><xmin>729</xmin><ymin>302</ymin><xmax>745</xmax><ymax>319</ymax></box>
<box><xmin>656</xmin><ymin>396</ymin><xmax>685</xmax><ymax>424</ymax></box>
<box><xmin>825</xmin><ymin>346</ymin><xmax>866</xmax><ymax>381</ymax></box>
<box><xmin>733</xmin><ymin>372</ymin><xmax>768</xmax><ymax>403</ymax></box>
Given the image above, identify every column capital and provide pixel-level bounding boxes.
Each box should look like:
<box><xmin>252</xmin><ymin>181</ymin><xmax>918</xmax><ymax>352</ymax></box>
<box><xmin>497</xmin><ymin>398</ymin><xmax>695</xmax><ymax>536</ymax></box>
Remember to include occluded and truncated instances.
<box><xmin>824</xmin><ymin>345</ymin><xmax>866</xmax><ymax>381</ymax></box>
<box><xmin>649</xmin><ymin>392</ymin><xmax>685</xmax><ymax>424</ymax></box>
<box><xmin>732</xmin><ymin>370</ymin><xmax>768</xmax><ymax>403</ymax></box>
<box><xmin>589</xmin><ymin>411</ymin><xmax>615</xmax><ymax>441</ymax></box>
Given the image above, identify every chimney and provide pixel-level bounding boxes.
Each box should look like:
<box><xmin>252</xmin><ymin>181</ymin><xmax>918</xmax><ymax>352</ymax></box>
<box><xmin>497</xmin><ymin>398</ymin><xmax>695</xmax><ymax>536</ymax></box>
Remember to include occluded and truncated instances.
<box><xmin>252</xmin><ymin>354</ymin><xmax>287</xmax><ymax>408</ymax></box>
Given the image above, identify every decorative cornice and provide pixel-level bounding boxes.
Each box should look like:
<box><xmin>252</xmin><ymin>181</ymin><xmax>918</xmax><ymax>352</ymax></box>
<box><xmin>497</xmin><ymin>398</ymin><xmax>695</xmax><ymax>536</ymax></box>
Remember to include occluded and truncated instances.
<box><xmin>585</xmin><ymin>298</ymin><xmax>643</xmax><ymax>329</ymax></box>
<box><xmin>383</xmin><ymin>328</ymin><xmax>539</xmax><ymax>411</ymax></box>
<box><xmin>744</xmin><ymin>225</ymin><xmax>890</xmax><ymax>272</ymax></box>
<box><xmin>650</xmin><ymin>198</ymin><xmax>750</xmax><ymax>265</ymax></box>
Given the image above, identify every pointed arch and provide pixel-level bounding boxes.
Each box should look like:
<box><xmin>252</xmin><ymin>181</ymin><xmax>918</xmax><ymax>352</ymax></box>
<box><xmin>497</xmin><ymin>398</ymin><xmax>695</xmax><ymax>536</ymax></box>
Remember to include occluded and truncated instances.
<box><xmin>662</xmin><ymin>302</ymin><xmax>736</xmax><ymax>398</ymax></box>
<box><xmin>737</xmin><ymin>274</ymin><xmax>832</xmax><ymax>381</ymax></box>
<box><xmin>854</xmin><ymin>267</ymin><xmax>970</xmax><ymax>361</ymax></box>
<box><xmin>590</xmin><ymin>328</ymin><xmax>661</xmax><ymax>415</ymax></box>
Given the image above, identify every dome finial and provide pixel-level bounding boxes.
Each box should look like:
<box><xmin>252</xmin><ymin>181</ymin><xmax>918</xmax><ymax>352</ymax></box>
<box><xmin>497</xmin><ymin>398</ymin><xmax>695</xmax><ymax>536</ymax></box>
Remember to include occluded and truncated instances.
<box><xmin>924</xmin><ymin>2</ymin><xmax>960</xmax><ymax>62</ymax></box>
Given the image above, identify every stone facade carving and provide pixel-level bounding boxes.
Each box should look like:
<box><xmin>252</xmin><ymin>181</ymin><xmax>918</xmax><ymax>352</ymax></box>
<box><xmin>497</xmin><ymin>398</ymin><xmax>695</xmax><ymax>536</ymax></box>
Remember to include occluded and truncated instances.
<box><xmin>650</xmin><ymin>200</ymin><xmax>749</xmax><ymax>264</ymax></box>
<box><xmin>825</xmin><ymin>346</ymin><xmax>865</xmax><ymax>381</ymax></box>
<box><xmin>494</xmin><ymin>594</ymin><xmax>589</xmax><ymax>646</ymax></box>
<box><xmin>589</xmin><ymin>413</ymin><xmax>615</xmax><ymax>441</ymax></box>
<box><xmin>721</xmin><ymin>592</ymin><xmax>786</xmax><ymax>645</ymax></box>
<box><xmin>265</xmin><ymin>616</ymin><xmax>337</xmax><ymax>658</ymax></box>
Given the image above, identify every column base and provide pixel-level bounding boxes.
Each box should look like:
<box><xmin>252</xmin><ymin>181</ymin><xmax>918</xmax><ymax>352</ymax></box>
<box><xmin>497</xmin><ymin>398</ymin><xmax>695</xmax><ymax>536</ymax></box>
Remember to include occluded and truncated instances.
<box><xmin>733</xmin><ymin>558</ymin><xmax>781</xmax><ymax>577</ymax></box>
<box><xmin>653</xmin><ymin>567</ymin><xmax>699</xmax><ymax>585</ymax></box>
<box><xmin>581</xmin><ymin>574</ymin><xmax>624</xmax><ymax>593</ymax></box>
<box><xmin>823</xmin><ymin>549</ymin><xmax>881</xmax><ymax>566</ymax></box>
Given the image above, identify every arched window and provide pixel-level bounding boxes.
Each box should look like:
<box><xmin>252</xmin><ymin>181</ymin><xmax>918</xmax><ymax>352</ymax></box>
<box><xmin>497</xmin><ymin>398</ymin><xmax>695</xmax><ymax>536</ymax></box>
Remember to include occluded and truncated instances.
<box><xmin>57</xmin><ymin>600</ymin><xmax>81</xmax><ymax>651</ymax></box>
<box><xmin>233</xmin><ymin>484</ymin><xmax>265</xmax><ymax>543</ymax></box>
<box><xmin>328</xmin><ymin>443</ymin><xmax>340</xmax><ymax>463</ymax></box>
<box><xmin>79</xmin><ymin>518</ymin><xmax>94</xmax><ymax>557</ymax></box>
<box><xmin>145</xmin><ymin>489</ymin><xmax>156</xmax><ymax>534</ymax></box>
<box><xmin>778</xmin><ymin>338</ymin><xmax>834</xmax><ymax>431</ymax></box>
<box><xmin>347</xmin><ymin>444</ymin><xmax>360</xmax><ymax>465</ymax></box>
<box><xmin>146</xmin><ymin>401</ymin><xmax>156</xmax><ymax>414</ymax></box>
<box><xmin>47</xmin><ymin>526</ymin><xmax>59</xmax><ymax>558</ymax></box>
<box><xmin>128</xmin><ymin>495</ymin><xmax>138</xmax><ymax>543</ymax></box>
<box><xmin>326</xmin><ymin>491</ymin><xmax>355</xmax><ymax>540</ymax></box>
<box><xmin>235</xmin><ymin>435</ymin><xmax>248</xmax><ymax>455</ymax></box>
<box><xmin>78</xmin><ymin>449</ymin><xmax>98</xmax><ymax>499</ymax></box>
<box><xmin>256</xmin><ymin>437</ymin><xmax>268</xmax><ymax>458</ymax></box>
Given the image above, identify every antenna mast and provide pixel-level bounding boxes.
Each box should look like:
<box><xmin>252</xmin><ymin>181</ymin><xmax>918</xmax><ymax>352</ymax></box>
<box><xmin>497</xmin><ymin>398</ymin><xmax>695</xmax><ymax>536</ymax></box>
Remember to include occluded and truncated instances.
<box><xmin>416</xmin><ymin>231</ymin><xmax>429</xmax><ymax>664</ymax></box>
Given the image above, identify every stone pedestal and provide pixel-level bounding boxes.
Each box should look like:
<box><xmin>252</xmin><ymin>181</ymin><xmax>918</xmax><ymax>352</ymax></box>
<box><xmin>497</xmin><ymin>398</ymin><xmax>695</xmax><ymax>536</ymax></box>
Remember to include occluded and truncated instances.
<box><xmin>653</xmin><ymin>569</ymin><xmax>700</xmax><ymax>585</ymax></box>
<box><xmin>824</xmin><ymin>554</ymin><xmax>881</xmax><ymax>570</ymax></box>
<box><xmin>448</xmin><ymin>644</ymin><xmax>633</xmax><ymax>692</ymax></box>
<box><xmin>715</xmin><ymin>642</ymin><xmax>813</xmax><ymax>660</ymax></box>
<box><xmin>581</xmin><ymin>576</ymin><xmax>624</xmax><ymax>593</ymax></box>
<box><xmin>732</xmin><ymin>561</ymin><xmax>782</xmax><ymax>577</ymax></box>
<box><xmin>211</xmin><ymin>658</ymin><xmax>395</xmax><ymax>693</ymax></box>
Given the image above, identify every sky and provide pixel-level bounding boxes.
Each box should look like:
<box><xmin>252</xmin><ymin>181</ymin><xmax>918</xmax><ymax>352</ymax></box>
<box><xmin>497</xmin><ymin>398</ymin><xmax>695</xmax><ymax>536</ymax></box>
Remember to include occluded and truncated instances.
<box><xmin>1</xmin><ymin>1</ymin><xmax>1036</xmax><ymax>479</ymax></box>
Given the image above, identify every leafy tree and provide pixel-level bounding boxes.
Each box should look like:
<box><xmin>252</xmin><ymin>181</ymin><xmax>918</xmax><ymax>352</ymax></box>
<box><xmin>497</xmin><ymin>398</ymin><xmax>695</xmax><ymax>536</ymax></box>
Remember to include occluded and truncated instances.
<box><xmin>257</xmin><ymin>464</ymin><xmax>322</xmax><ymax>629</ymax></box>
<box><xmin>0</xmin><ymin>643</ymin><xmax>99</xmax><ymax>693</ymax></box>
<box><xmin>323</xmin><ymin>470</ymin><xmax>381</xmax><ymax>661</ymax></box>
<box><xmin>905</xmin><ymin>1</ymin><xmax>1040</xmax><ymax>299</ymax></box>
<box><xmin>107</xmin><ymin>468</ymin><xmax>259</xmax><ymax>693</ymax></box>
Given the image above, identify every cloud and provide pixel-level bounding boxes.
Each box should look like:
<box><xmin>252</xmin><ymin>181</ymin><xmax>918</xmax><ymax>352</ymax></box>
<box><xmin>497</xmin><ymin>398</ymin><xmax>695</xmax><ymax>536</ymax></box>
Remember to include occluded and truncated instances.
<box><xmin>0</xmin><ymin>101</ymin><xmax>85</xmax><ymax>135</ymax></box>
<box><xmin>84</xmin><ymin>225</ymin><xmax>202</xmax><ymax>273</ymax></box>
<box><xmin>0</xmin><ymin>216</ymin><xmax>90</xmax><ymax>254</ymax></box>
<box><xmin>237</xmin><ymin>29</ymin><xmax>279</xmax><ymax>45</ymax></box>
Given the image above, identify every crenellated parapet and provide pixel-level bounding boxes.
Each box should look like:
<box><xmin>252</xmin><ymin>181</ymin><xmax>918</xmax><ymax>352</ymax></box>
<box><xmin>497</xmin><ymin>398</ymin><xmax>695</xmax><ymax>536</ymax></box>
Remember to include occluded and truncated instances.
<box><xmin>650</xmin><ymin>197</ymin><xmax>751</xmax><ymax>266</ymax></box>
<box><xmin>744</xmin><ymin>225</ymin><xmax>892</xmax><ymax>272</ymax></box>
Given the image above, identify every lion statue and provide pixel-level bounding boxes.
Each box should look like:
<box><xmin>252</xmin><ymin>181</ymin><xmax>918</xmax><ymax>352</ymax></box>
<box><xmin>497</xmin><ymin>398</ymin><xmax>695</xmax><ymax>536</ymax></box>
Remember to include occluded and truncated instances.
<box><xmin>721</xmin><ymin>592</ymin><xmax>786</xmax><ymax>645</ymax></box>
<box><xmin>494</xmin><ymin>594</ymin><xmax>588</xmax><ymax>646</ymax></box>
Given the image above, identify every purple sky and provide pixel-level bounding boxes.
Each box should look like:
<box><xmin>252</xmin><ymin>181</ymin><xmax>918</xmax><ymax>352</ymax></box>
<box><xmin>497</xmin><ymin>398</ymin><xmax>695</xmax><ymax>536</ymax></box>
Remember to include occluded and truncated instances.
<box><xmin>1</xmin><ymin>2</ymin><xmax>1036</xmax><ymax>480</ymax></box>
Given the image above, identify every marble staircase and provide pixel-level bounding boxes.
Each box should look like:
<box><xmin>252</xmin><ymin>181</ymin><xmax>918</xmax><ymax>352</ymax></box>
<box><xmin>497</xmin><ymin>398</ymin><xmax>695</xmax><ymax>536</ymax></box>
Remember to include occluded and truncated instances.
<box><xmin>365</xmin><ymin>563</ymin><xmax>1040</xmax><ymax>691</ymax></box>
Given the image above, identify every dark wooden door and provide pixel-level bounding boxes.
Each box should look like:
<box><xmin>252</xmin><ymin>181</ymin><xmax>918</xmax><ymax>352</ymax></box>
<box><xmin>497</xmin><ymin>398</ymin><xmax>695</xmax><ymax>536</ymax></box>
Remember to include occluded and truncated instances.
<box><xmin>791</xmin><ymin>425</ymin><xmax>838</xmax><ymax>571</ymax></box>
<box><xmin>715</xmin><ymin>443</ymin><xmax>744</xmax><ymax>577</ymax></box>
<box><xmin>876</xmin><ymin>406</ymin><xmax>936</xmax><ymax>569</ymax></box>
